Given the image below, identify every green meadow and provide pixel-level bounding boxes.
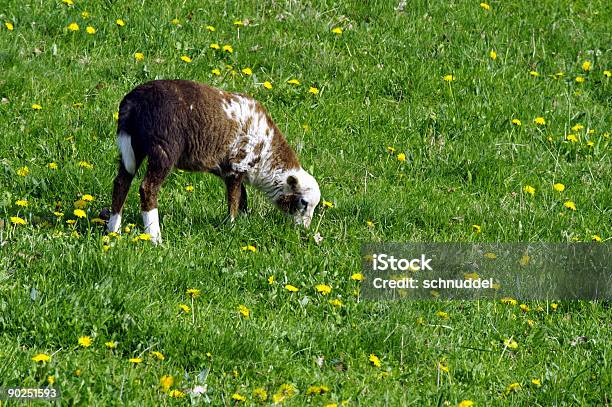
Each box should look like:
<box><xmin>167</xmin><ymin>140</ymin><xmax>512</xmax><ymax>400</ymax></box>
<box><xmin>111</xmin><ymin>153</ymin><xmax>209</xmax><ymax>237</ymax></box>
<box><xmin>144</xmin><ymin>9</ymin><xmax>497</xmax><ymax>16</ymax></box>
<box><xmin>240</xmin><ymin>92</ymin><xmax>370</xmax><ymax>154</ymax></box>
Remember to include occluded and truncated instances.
<box><xmin>0</xmin><ymin>0</ymin><xmax>610</xmax><ymax>405</ymax></box>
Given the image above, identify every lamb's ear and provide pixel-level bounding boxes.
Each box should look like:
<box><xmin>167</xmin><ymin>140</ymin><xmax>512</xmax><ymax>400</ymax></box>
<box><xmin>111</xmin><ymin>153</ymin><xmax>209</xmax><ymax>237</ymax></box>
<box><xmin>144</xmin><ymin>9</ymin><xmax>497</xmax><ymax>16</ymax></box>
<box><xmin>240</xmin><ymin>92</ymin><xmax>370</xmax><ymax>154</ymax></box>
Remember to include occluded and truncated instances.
<box><xmin>286</xmin><ymin>175</ymin><xmax>299</xmax><ymax>192</ymax></box>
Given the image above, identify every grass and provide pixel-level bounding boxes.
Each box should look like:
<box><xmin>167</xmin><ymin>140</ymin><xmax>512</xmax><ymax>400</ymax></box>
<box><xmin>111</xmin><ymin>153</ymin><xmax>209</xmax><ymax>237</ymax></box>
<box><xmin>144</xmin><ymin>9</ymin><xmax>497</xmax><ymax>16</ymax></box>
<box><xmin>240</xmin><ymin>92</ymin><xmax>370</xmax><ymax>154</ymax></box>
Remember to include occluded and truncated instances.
<box><xmin>0</xmin><ymin>0</ymin><xmax>611</xmax><ymax>405</ymax></box>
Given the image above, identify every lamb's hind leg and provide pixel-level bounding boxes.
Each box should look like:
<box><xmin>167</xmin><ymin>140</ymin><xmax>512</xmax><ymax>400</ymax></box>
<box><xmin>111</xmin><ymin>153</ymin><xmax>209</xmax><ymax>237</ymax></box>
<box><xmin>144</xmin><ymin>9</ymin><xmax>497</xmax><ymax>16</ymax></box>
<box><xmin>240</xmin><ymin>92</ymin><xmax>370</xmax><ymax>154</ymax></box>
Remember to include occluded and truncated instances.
<box><xmin>139</xmin><ymin>149</ymin><xmax>173</xmax><ymax>244</ymax></box>
<box><xmin>224</xmin><ymin>173</ymin><xmax>246</xmax><ymax>221</ymax></box>
<box><xmin>108</xmin><ymin>163</ymin><xmax>138</xmax><ymax>233</ymax></box>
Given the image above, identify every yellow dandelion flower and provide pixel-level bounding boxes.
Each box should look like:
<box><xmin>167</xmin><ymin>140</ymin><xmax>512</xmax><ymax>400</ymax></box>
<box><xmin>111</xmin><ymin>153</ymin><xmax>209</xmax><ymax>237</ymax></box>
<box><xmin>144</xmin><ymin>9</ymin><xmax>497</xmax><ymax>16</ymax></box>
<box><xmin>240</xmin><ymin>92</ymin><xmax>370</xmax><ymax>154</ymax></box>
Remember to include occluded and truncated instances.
<box><xmin>11</xmin><ymin>216</ymin><xmax>27</xmax><ymax>226</ymax></box>
<box><xmin>366</xmin><ymin>220</ymin><xmax>374</xmax><ymax>228</ymax></box>
<box><xmin>534</xmin><ymin>117</ymin><xmax>546</xmax><ymax>125</ymax></box>
<box><xmin>211</xmin><ymin>68</ymin><xmax>221</xmax><ymax>76</ymax></box>
<box><xmin>591</xmin><ymin>235</ymin><xmax>602</xmax><ymax>242</ymax></box>
<box><xmin>504</xmin><ymin>338</ymin><xmax>518</xmax><ymax>349</ymax></box>
<box><xmin>369</xmin><ymin>353</ymin><xmax>381</xmax><ymax>367</ymax></box>
<box><xmin>520</xmin><ymin>303</ymin><xmax>530</xmax><ymax>312</ymax></box>
<box><xmin>436</xmin><ymin>310</ymin><xmax>449</xmax><ymax>319</ymax></box>
<box><xmin>116</xmin><ymin>19</ymin><xmax>125</xmax><ymax>27</ymax></box>
<box><xmin>315</xmin><ymin>284</ymin><xmax>332</xmax><ymax>295</ymax></box>
<box><xmin>32</xmin><ymin>353</ymin><xmax>51</xmax><ymax>363</ymax></box>
<box><xmin>458</xmin><ymin>400</ymin><xmax>474</xmax><ymax>407</ymax></box>
<box><xmin>472</xmin><ymin>224</ymin><xmax>481</xmax><ymax>233</ymax></box>
<box><xmin>443</xmin><ymin>74</ymin><xmax>455</xmax><ymax>82</ymax></box>
<box><xmin>47</xmin><ymin>376</ymin><xmax>55</xmax><ymax>385</ymax></box>
<box><xmin>306</xmin><ymin>385</ymin><xmax>330</xmax><ymax>395</ymax></box>
<box><xmin>563</xmin><ymin>201</ymin><xmax>576</xmax><ymax>211</ymax></box>
<box><xmin>206</xmin><ymin>25</ymin><xmax>215</xmax><ymax>32</ymax></box>
<box><xmin>285</xmin><ymin>284</ymin><xmax>299</xmax><ymax>292</ymax></box>
<box><xmin>397</xmin><ymin>152</ymin><xmax>406</xmax><ymax>161</ymax></box>
<box><xmin>222</xmin><ymin>44</ymin><xmax>233</xmax><ymax>53</ymax></box>
<box><xmin>48</xmin><ymin>162</ymin><xmax>58</xmax><ymax>170</ymax></box>
<box><xmin>186</xmin><ymin>288</ymin><xmax>200</xmax><ymax>297</ymax></box>
<box><xmin>329</xmin><ymin>298</ymin><xmax>343</xmax><ymax>307</ymax></box>
<box><xmin>511</xmin><ymin>118</ymin><xmax>521</xmax><ymax>126</ymax></box>
<box><xmin>74</xmin><ymin>199</ymin><xmax>87</xmax><ymax>209</ymax></box>
<box><xmin>523</xmin><ymin>185</ymin><xmax>535</xmax><ymax>196</ymax></box>
<box><xmin>553</xmin><ymin>183</ymin><xmax>565</xmax><ymax>192</ymax></box>
<box><xmin>66</xmin><ymin>219</ymin><xmax>76</xmax><ymax>225</ymax></box>
<box><xmin>438</xmin><ymin>361</ymin><xmax>449</xmax><ymax>373</ymax></box>
<box><xmin>322</xmin><ymin>200</ymin><xmax>334</xmax><ymax>208</ymax></box>
<box><xmin>241</xmin><ymin>245</ymin><xmax>256</xmax><ymax>252</ymax></box>
<box><xmin>566</xmin><ymin>134</ymin><xmax>578</xmax><ymax>142</ymax></box>
<box><xmin>5</xmin><ymin>22</ymin><xmax>14</xmax><ymax>31</ymax></box>
<box><xmin>15</xmin><ymin>199</ymin><xmax>28</xmax><ymax>207</ymax></box>
<box><xmin>105</xmin><ymin>341</ymin><xmax>117</xmax><ymax>349</ymax></box>
<box><xmin>151</xmin><ymin>351</ymin><xmax>165</xmax><ymax>360</ymax></box>
<box><xmin>480</xmin><ymin>2</ymin><xmax>490</xmax><ymax>11</ymax></box>
<box><xmin>67</xmin><ymin>23</ymin><xmax>79</xmax><ymax>31</ymax></box>
<box><xmin>268</xmin><ymin>275</ymin><xmax>275</xmax><ymax>284</ymax></box>
<box><xmin>62</xmin><ymin>0</ymin><xmax>73</xmax><ymax>5</ymax></box>
<box><xmin>160</xmin><ymin>375</ymin><xmax>174</xmax><ymax>391</ymax></box>
<box><xmin>581</xmin><ymin>61</ymin><xmax>591</xmax><ymax>71</ymax></box>
<box><xmin>73</xmin><ymin>209</ymin><xmax>86</xmax><ymax>218</ymax></box>
<box><xmin>169</xmin><ymin>390</ymin><xmax>185</xmax><ymax>398</ymax></box>
<box><xmin>79</xmin><ymin>161</ymin><xmax>93</xmax><ymax>169</ymax></box>
<box><xmin>86</xmin><ymin>26</ymin><xmax>96</xmax><ymax>34</ymax></box>
<box><xmin>571</xmin><ymin>124</ymin><xmax>584</xmax><ymax>131</ymax></box>
<box><xmin>129</xmin><ymin>357</ymin><xmax>143</xmax><ymax>364</ymax></box>
<box><xmin>505</xmin><ymin>382</ymin><xmax>521</xmax><ymax>395</ymax></box>
<box><xmin>531</xmin><ymin>378</ymin><xmax>542</xmax><ymax>387</ymax></box>
<box><xmin>238</xmin><ymin>304</ymin><xmax>250</xmax><ymax>318</ymax></box>
<box><xmin>551</xmin><ymin>302</ymin><xmax>558</xmax><ymax>310</ymax></box>
<box><xmin>529</xmin><ymin>70</ymin><xmax>540</xmax><ymax>77</ymax></box>
<box><xmin>241</xmin><ymin>67</ymin><xmax>253</xmax><ymax>75</ymax></box>
<box><xmin>263</xmin><ymin>81</ymin><xmax>273</xmax><ymax>89</ymax></box>
<box><xmin>489</xmin><ymin>50</ymin><xmax>497</xmax><ymax>60</ymax></box>
<box><xmin>386</xmin><ymin>146</ymin><xmax>396</xmax><ymax>153</ymax></box>
<box><xmin>134</xmin><ymin>52</ymin><xmax>144</xmax><ymax>61</ymax></box>
<box><xmin>253</xmin><ymin>387</ymin><xmax>268</xmax><ymax>401</ymax></box>
<box><xmin>233</xmin><ymin>20</ymin><xmax>244</xmax><ymax>26</ymax></box>
<box><xmin>180</xmin><ymin>55</ymin><xmax>192</xmax><ymax>63</ymax></box>
<box><xmin>171</xmin><ymin>18</ymin><xmax>180</xmax><ymax>25</ymax></box>
<box><xmin>287</xmin><ymin>78</ymin><xmax>300</xmax><ymax>85</ymax></box>
<box><xmin>575</xmin><ymin>76</ymin><xmax>585</xmax><ymax>83</ymax></box>
<box><xmin>500</xmin><ymin>297</ymin><xmax>518</xmax><ymax>305</ymax></box>
<box><xmin>351</xmin><ymin>273</ymin><xmax>364</xmax><ymax>281</ymax></box>
<box><xmin>81</xmin><ymin>11</ymin><xmax>90</xmax><ymax>18</ymax></box>
<box><xmin>603</xmin><ymin>70</ymin><xmax>611</xmax><ymax>78</ymax></box>
<box><xmin>82</xmin><ymin>194</ymin><xmax>94</xmax><ymax>202</ymax></box>
<box><xmin>31</xmin><ymin>104</ymin><xmax>42</xmax><ymax>110</ymax></box>
<box><xmin>586</xmin><ymin>140</ymin><xmax>594</xmax><ymax>147</ymax></box>
<box><xmin>331</xmin><ymin>27</ymin><xmax>343</xmax><ymax>34</ymax></box>
<box><xmin>232</xmin><ymin>393</ymin><xmax>246</xmax><ymax>402</ymax></box>
<box><xmin>78</xmin><ymin>336</ymin><xmax>92</xmax><ymax>347</ymax></box>
<box><xmin>308</xmin><ymin>86</ymin><xmax>320</xmax><ymax>95</ymax></box>
<box><xmin>179</xmin><ymin>303</ymin><xmax>191</xmax><ymax>313</ymax></box>
<box><xmin>185</xmin><ymin>185</ymin><xmax>194</xmax><ymax>192</ymax></box>
<box><xmin>209</xmin><ymin>43</ymin><xmax>220</xmax><ymax>50</ymax></box>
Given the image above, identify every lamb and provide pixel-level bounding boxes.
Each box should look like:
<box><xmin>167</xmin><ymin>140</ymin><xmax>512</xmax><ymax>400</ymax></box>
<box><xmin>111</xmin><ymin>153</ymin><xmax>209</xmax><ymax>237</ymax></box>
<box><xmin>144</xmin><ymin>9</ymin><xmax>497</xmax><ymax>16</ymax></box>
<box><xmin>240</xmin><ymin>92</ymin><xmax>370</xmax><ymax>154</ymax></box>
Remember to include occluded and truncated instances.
<box><xmin>107</xmin><ymin>80</ymin><xmax>321</xmax><ymax>243</ymax></box>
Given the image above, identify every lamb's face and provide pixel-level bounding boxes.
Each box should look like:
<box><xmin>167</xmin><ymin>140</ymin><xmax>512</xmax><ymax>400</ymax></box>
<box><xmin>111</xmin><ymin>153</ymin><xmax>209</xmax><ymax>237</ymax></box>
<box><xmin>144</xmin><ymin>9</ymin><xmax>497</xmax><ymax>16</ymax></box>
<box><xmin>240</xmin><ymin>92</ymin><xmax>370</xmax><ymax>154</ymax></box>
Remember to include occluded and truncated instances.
<box><xmin>275</xmin><ymin>169</ymin><xmax>321</xmax><ymax>228</ymax></box>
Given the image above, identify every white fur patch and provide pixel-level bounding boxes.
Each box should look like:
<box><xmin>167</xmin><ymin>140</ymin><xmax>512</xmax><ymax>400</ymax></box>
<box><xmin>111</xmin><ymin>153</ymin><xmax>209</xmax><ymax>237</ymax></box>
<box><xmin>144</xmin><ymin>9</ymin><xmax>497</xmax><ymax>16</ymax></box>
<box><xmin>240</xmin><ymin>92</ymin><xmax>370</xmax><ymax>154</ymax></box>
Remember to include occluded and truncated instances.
<box><xmin>142</xmin><ymin>208</ymin><xmax>161</xmax><ymax>244</ymax></box>
<box><xmin>107</xmin><ymin>213</ymin><xmax>122</xmax><ymax>233</ymax></box>
<box><xmin>117</xmin><ymin>131</ymin><xmax>136</xmax><ymax>174</ymax></box>
<box><xmin>221</xmin><ymin>95</ymin><xmax>276</xmax><ymax>186</ymax></box>
<box><xmin>291</xmin><ymin>168</ymin><xmax>321</xmax><ymax>228</ymax></box>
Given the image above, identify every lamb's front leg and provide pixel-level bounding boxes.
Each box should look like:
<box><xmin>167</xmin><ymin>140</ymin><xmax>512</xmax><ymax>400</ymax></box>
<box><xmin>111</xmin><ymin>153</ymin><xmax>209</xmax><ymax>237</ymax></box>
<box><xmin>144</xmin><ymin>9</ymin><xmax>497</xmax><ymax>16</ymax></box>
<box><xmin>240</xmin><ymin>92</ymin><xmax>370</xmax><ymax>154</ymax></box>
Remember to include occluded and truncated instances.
<box><xmin>139</xmin><ymin>158</ymin><xmax>171</xmax><ymax>244</ymax></box>
<box><xmin>224</xmin><ymin>173</ymin><xmax>246</xmax><ymax>221</ymax></box>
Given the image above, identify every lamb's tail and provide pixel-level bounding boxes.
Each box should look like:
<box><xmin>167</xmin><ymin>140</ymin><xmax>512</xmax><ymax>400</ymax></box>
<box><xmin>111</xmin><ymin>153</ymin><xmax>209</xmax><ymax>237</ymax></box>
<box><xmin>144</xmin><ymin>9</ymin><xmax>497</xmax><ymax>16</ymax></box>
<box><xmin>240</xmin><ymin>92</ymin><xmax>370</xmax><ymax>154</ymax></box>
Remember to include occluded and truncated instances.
<box><xmin>116</xmin><ymin>99</ymin><xmax>137</xmax><ymax>175</ymax></box>
<box><xmin>117</xmin><ymin>130</ymin><xmax>136</xmax><ymax>175</ymax></box>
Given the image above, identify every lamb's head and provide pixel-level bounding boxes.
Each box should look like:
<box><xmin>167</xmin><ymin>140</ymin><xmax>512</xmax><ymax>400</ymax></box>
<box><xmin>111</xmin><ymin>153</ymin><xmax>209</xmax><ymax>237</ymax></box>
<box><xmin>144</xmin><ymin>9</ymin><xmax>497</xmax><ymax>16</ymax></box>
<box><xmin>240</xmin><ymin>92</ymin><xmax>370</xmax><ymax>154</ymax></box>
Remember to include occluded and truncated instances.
<box><xmin>275</xmin><ymin>168</ymin><xmax>321</xmax><ymax>228</ymax></box>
